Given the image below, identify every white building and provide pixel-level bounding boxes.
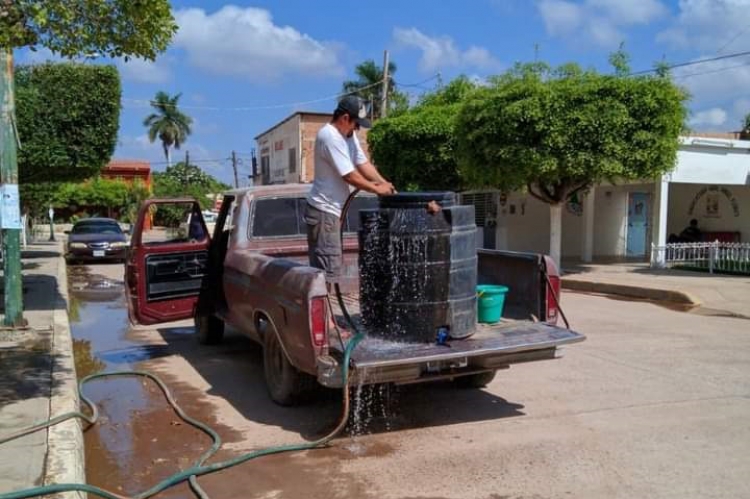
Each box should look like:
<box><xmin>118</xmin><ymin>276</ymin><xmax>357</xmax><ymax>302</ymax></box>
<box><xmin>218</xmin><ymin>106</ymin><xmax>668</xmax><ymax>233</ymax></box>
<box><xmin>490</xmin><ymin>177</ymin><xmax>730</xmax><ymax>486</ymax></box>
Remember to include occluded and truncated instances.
<box><xmin>462</xmin><ymin>135</ymin><xmax>750</xmax><ymax>262</ymax></box>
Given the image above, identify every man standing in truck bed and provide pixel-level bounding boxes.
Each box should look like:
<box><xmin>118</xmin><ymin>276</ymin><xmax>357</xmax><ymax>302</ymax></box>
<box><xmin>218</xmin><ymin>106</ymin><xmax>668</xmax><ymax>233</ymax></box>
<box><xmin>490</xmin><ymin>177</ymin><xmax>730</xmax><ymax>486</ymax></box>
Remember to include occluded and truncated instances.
<box><xmin>304</xmin><ymin>95</ymin><xmax>395</xmax><ymax>285</ymax></box>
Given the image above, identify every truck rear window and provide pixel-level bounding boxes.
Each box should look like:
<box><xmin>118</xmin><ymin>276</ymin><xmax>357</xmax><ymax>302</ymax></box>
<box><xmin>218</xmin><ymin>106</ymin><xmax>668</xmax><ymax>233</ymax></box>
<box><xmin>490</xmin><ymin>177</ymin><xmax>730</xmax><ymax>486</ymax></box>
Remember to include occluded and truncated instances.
<box><xmin>252</xmin><ymin>198</ymin><xmax>300</xmax><ymax>237</ymax></box>
<box><xmin>251</xmin><ymin>195</ymin><xmax>378</xmax><ymax>238</ymax></box>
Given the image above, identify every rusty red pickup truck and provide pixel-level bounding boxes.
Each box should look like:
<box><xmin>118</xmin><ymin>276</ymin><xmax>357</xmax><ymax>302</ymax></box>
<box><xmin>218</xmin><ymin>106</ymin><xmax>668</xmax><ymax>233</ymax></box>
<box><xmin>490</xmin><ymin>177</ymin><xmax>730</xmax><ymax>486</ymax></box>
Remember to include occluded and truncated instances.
<box><xmin>125</xmin><ymin>184</ymin><xmax>585</xmax><ymax>405</ymax></box>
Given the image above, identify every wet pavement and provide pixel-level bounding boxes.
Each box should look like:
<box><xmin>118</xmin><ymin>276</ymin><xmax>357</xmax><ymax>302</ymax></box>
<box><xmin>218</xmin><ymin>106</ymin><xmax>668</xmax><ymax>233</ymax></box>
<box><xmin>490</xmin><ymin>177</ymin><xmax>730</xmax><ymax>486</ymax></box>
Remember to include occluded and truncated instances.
<box><xmin>66</xmin><ymin>263</ymin><xmax>750</xmax><ymax>499</ymax></box>
<box><xmin>66</xmin><ymin>263</ymin><xmax>392</xmax><ymax>498</ymax></box>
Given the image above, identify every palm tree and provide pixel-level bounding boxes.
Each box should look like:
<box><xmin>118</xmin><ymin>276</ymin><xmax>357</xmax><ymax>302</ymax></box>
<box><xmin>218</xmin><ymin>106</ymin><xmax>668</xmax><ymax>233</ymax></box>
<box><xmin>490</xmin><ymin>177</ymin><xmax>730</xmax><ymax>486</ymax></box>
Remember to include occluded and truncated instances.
<box><xmin>342</xmin><ymin>60</ymin><xmax>408</xmax><ymax>119</ymax></box>
<box><xmin>143</xmin><ymin>91</ymin><xmax>193</xmax><ymax>167</ymax></box>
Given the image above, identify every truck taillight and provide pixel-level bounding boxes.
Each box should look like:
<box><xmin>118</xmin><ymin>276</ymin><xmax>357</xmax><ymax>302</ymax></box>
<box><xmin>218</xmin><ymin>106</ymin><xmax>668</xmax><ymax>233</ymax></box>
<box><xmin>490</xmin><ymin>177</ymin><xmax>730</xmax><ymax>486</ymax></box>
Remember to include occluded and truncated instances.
<box><xmin>310</xmin><ymin>297</ymin><xmax>327</xmax><ymax>347</ymax></box>
<box><xmin>546</xmin><ymin>275</ymin><xmax>561</xmax><ymax>324</ymax></box>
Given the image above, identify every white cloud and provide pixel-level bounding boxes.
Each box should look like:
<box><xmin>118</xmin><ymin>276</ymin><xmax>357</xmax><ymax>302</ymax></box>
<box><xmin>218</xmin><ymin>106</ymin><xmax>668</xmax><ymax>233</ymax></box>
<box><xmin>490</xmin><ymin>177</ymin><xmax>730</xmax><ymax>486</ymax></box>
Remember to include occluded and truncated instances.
<box><xmin>689</xmin><ymin>107</ymin><xmax>728</xmax><ymax>127</ymax></box>
<box><xmin>173</xmin><ymin>6</ymin><xmax>343</xmax><ymax>81</ymax></box>
<box><xmin>117</xmin><ymin>57</ymin><xmax>171</xmax><ymax>84</ymax></box>
<box><xmin>393</xmin><ymin>27</ymin><xmax>502</xmax><ymax>73</ymax></box>
<box><xmin>658</xmin><ymin>0</ymin><xmax>750</xmax><ymax>52</ymax></box>
<box><xmin>673</xmin><ymin>55</ymin><xmax>750</xmax><ymax>106</ymax></box>
<box><xmin>538</xmin><ymin>0</ymin><xmax>667</xmax><ymax>48</ymax></box>
<box><xmin>588</xmin><ymin>0</ymin><xmax>667</xmax><ymax>24</ymax></box>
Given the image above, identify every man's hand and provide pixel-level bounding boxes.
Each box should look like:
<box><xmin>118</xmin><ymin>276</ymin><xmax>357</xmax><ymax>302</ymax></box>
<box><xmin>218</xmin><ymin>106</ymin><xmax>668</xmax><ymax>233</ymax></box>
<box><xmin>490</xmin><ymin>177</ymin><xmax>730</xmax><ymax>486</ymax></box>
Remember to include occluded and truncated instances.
<box><xmin>373</xmin><ymin>182</ymin><xmax>396</xmax><ymax>196</ymax></box>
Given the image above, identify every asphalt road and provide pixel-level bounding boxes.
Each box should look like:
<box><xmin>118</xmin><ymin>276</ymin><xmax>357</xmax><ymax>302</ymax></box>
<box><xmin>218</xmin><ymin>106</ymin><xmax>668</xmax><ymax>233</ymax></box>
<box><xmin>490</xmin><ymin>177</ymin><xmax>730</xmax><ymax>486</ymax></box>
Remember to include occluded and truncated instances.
<box><xmin>70</xmin><ymin>263</ymin><xmax>750</xmax><ymax>499</ymax></box>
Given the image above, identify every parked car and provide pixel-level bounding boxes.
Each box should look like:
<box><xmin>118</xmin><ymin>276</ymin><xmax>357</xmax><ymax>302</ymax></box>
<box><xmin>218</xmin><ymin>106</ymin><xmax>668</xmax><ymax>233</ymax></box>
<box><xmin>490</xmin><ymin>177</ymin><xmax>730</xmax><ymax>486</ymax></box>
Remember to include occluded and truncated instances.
<box><xmin>126</xmin><ymin>185</ymin><xmax>585</xmax><ymax>406</ymax></box>
<box><xmin>65</xmin><ymin>218</ymin><xmax>129</xmax><ymax>264</ymax></box>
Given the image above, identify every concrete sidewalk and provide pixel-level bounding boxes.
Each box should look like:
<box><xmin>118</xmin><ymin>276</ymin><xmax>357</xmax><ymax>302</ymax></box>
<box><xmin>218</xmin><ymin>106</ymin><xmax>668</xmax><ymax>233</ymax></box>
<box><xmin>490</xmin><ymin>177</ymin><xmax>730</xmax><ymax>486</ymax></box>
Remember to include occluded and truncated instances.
<box><xmin>0</xmin><ymin>241</ymin><xmax>84</xmax><ymax>498</ymax></box>
<box><xmin>562</xmin><ymin>261</ymin><xmax>750</xmax><ymax>319</ymax></box>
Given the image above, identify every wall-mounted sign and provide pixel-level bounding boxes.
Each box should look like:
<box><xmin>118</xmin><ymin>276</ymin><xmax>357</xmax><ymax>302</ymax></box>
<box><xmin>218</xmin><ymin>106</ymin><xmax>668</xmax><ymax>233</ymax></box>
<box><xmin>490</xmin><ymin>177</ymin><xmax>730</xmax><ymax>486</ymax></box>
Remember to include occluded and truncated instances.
<box><xmin>688</xmin><ymin>185</ymin><xmax>740</xmax><ymax>218</ymax></box>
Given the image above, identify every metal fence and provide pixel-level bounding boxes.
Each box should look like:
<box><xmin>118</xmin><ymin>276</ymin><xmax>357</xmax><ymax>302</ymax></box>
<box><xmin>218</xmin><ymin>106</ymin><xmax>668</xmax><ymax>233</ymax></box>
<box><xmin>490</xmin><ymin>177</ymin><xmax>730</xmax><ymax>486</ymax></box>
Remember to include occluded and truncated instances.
<box><xmin>651</xmin><ymin>241</ymin><xmax>750</xmax><ymax>274</ymax></box>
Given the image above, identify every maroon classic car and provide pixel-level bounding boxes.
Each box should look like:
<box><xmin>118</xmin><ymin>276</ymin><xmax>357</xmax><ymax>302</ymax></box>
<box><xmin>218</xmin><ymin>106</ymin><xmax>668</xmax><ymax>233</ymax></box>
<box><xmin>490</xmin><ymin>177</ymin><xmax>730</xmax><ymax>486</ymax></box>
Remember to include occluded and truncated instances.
<box><xmin>125</xmin><ymin>185</ymin><xmax>584</xmax><ymax>406</ymax></box>
<box><xmin>66</xmin><ymin>218</ymin><xmax>129</xmax><ymax>263</ymax></box>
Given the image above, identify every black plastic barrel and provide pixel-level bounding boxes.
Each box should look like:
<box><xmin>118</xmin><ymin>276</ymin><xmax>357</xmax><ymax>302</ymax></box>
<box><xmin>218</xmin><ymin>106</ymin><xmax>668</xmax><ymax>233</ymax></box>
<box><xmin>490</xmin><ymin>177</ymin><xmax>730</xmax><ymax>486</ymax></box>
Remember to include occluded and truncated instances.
<box><xmin>358</xmin><ymin>192</ymin><xmax>477</xmax><ymax>343</ymax></box>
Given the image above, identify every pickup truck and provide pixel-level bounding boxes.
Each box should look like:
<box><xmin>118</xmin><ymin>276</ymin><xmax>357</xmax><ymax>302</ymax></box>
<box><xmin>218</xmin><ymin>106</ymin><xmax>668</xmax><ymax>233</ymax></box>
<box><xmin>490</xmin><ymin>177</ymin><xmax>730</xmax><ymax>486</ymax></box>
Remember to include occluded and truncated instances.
<box><xmin>125</xmin><ymin>184</ymin><xmax>585</xmax><ymax>405</ymax></box>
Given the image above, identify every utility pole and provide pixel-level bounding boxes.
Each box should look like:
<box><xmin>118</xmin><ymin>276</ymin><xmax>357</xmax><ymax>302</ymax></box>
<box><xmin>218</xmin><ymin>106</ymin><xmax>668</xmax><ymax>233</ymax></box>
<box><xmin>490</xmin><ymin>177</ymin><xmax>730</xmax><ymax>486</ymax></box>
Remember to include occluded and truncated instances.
<box><xmin>381</xmin><ymin>50</ymin><xmax>390</xmax><ymax>119</ymax></box>
<box><xmin>231</xmin><ymin>151</ymin><xmax>239</xmax><ymax>188</ymax></box>
<box><xmin>0</xmin><ymin>49</ymin><xmax>25</xmax><ymax>327</ymax></box>
<box><xmin>184</xmin><ymin>150</ymin><xmax>189</xmax><ymax>187</ymax></box>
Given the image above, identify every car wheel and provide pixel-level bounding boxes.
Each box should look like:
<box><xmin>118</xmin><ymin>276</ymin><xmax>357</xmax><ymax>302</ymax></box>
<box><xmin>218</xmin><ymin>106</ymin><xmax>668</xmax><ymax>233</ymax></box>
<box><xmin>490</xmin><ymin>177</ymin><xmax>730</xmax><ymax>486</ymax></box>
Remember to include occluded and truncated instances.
<box><xmin>262</xmin><ymin>319</ymin><xmax>316</xmax><ymax>406</ymax></box>
<box><xmin>195</xmin><ymin>313</ymin><xmax>224</xmax><ymax>345</ymax></box>
<box><xmin>454</xmin><ymin>370</ymin><xmax>497</xmax><ymax>389</ymax></box>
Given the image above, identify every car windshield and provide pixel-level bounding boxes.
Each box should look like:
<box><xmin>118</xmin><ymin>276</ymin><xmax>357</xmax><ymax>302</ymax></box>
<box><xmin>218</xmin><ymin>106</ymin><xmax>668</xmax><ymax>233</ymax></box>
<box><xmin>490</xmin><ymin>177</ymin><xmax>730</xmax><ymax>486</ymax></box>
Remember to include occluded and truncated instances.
<box><xmin>72</xmin><ymin>222</ymin><xmax>123</xmax><ymax>235</ymax></box>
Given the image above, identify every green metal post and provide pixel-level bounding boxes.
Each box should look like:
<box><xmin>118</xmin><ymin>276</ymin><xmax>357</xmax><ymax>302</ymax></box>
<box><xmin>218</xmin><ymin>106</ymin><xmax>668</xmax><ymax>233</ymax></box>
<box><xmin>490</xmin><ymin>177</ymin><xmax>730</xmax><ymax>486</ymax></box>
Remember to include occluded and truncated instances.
<box><xmin>0</xmin><ymin>49</ymin><xmax>25</xmax><ymax>327</ymax></box>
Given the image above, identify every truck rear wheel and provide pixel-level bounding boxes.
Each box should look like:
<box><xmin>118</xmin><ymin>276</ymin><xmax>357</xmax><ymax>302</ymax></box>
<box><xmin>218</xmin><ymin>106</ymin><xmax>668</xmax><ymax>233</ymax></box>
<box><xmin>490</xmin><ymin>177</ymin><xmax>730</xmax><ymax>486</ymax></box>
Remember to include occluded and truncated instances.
<box><xmin>196</xmin><ymin>313</ymin><xmax>224</xmax><ymax>345</ymax></box>
<box><xmin>262</xmin><ymin>320</ymin><xmax>316</xmax><ymax>406</ymax></box>
<box><xmin>455</xmin><ymin>370</ymin><xmax>496</xmax><ymax>389</ymax></box>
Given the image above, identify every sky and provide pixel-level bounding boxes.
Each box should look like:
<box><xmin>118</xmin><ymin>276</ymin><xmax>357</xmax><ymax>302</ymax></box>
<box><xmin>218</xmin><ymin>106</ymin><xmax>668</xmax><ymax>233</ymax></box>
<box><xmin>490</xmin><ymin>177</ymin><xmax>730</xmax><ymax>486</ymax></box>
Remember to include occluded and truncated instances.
<box><xmin>16</xmin><ymin>0</ymin><xmax>750</xmax><ymax>185</ymax></box>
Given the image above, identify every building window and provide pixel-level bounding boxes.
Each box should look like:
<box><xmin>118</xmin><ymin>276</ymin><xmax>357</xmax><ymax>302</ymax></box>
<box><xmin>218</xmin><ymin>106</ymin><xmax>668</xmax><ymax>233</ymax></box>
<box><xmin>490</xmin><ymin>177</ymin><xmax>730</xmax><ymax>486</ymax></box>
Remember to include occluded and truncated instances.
<box><xmin>288</xmin><ymin>148</ymin><xmax>297</xmax><ymax>174</ymax></box>
<box><xmin>260</xmin><ymin>156</ymin><xmax>270</xmax><ymax>184</ymax></box>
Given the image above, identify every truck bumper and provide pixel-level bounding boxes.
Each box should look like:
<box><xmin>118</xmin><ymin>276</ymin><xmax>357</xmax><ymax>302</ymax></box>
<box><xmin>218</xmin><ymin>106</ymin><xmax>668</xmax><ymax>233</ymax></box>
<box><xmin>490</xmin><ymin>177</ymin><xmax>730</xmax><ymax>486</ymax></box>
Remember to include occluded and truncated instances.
<box><xmin>317</xmin><ymin>323</ymin><xmax>584</xmax><ymax>388</ymax></box>
<box><xmin>317</xmin><ymin>346</ymin><xmax>564</xmax><ymax>389</ymax></box>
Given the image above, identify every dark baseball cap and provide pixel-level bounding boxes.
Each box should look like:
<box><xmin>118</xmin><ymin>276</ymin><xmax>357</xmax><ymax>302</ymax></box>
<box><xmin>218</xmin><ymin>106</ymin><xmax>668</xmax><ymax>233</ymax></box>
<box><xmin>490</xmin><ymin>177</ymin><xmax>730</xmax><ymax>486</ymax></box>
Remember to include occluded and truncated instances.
<box><xmin>336</xmin><ymin>95</ymin><xmax>371</xmax><ymax>128</ymax></box>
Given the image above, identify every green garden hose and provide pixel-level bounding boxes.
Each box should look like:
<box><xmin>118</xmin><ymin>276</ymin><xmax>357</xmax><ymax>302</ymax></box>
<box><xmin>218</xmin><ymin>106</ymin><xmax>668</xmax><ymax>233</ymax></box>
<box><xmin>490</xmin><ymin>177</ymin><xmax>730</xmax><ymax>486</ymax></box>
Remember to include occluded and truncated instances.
<box><xmin>1</xmin><ymin>189</ymin><xmax>369</xmax><ymax>499</ymax></box>
<box><xmin>0</xmin><ymin>331</ymin><xmax>364</xmax><ymax>499</ymax></box>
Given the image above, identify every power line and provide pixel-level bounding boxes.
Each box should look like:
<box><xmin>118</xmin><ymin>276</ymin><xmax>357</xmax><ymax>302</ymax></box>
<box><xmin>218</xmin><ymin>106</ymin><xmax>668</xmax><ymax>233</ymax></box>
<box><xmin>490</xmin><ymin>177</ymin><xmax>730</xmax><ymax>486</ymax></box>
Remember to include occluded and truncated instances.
<box><xmin>629</xmin><ymin>49</ymin><xmax>750</xmax><ymax>76</ymax></box>
<box><xmin>673</xmin><ymin>60</ymin><xmax>750</xmax><ymax>80</ymax></box>
<box><xmin>395</xmin><ymin>74</ymin><xmax>440</xmax><ymax>88</ymax></box>
<box><xmin>122</xmin><ymin>78</ymin><xmax>386</xmax><ymax>112</ymax></box>
<box><xmin>715</xmin><ymin>24</ymin><xmax>750</xmax><ymax>54</ymax></box>
<box><xmin>121</xmin><ymin>73</ymin><xmax>442</xmax><ymax>113</ymax></box>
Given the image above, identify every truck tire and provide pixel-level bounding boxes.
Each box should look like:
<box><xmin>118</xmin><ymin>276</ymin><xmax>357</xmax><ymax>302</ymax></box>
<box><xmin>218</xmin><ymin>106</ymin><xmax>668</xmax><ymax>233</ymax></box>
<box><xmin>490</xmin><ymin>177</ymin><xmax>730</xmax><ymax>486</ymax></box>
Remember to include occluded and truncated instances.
<box><xmin>195</xmin><ymin>313</ymin><xmax>224</xmax><ymax>345</ymax></box>
<box><xmin>455</xmin><ymin>370</ymin><xmax>496</xmax><ymax>389</ymax></box>
<box><xmin>262</xmin><ymin>322</ymin><xmax>316</xmax><ymax>406</ymax></box>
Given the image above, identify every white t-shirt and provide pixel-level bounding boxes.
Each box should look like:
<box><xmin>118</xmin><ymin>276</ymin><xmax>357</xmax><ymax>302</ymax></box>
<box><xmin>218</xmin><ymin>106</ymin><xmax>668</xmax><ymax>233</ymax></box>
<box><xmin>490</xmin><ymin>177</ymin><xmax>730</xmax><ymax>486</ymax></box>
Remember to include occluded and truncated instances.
<box><xmin>307</xmin><ymin>123</ymin><xmax>368</xmax><ymax>217</ymax></box>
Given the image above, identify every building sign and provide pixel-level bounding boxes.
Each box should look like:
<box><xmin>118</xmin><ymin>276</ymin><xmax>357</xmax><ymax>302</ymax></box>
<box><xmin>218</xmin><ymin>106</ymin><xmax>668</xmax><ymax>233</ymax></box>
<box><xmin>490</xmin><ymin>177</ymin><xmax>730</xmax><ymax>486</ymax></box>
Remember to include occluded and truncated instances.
<box><xmin>688</xmin><ymin>185</ymin><xmax>740</xmax><ymax>218</ymax></box>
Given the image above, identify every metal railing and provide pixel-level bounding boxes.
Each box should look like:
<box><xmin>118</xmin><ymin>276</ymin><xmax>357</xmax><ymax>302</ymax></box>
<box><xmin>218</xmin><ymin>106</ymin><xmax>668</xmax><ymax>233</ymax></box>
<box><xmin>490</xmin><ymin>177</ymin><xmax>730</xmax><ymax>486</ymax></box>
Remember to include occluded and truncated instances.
<box><xmin>651</xmin><ymin>241</ymin><xmax>750</xmax><ymax>274</ymax></box>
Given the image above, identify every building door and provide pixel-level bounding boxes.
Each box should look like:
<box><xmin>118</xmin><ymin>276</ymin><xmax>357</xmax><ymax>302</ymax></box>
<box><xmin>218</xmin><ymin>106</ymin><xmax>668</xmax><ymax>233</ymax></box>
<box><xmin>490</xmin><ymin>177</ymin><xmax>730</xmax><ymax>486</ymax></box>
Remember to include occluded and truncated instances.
<box><xmin>626</xmin><ymin>192</ymin><xmax>650</xmax><ymax>257</ymax></box>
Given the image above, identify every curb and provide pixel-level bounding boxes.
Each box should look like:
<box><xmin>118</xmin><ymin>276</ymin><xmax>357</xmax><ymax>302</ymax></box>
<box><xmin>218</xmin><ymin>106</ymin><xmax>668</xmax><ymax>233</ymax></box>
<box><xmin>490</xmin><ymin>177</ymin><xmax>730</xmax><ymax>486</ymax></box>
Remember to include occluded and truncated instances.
<box><xmin>562</xmin><ymin>278</ymin><xmax>702</xmax><ymax>307</ymax></box>
<box><xmin>43</xmin><ymin>244</ymin><xmax>86</xmax><ymax>499</ymax></box>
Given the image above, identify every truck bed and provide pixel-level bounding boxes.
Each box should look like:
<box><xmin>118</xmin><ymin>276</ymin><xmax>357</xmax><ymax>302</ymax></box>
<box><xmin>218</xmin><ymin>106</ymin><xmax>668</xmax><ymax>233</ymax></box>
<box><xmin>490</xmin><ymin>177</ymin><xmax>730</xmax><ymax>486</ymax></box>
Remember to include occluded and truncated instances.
<box><xmin>322</xmin><ymin>293</ymin><xmax>585</xmax><ymax>386</ymax></box>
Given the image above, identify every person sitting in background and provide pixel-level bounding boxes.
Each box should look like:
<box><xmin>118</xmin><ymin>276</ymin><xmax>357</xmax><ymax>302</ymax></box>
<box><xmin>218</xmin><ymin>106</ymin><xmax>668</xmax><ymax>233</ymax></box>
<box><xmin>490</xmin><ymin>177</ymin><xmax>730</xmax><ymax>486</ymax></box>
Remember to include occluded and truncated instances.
<box><xmin>679</xmin><ymin>218</ymin><xmax>702</xmax><ymax>243</ymax></box>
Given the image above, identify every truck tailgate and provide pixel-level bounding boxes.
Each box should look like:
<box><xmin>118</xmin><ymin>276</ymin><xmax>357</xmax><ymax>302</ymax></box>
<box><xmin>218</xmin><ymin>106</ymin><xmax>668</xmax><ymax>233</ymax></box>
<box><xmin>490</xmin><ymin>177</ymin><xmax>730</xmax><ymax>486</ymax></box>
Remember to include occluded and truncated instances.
<box><xmin>319</xmin><ymin>292</ymin><xmax>584</xmax><ymax>387</ymax></box>
<box><xmin>345</xmin><ymin>323</ymin><xmax>584</xmax><ymax>369</ymax></box>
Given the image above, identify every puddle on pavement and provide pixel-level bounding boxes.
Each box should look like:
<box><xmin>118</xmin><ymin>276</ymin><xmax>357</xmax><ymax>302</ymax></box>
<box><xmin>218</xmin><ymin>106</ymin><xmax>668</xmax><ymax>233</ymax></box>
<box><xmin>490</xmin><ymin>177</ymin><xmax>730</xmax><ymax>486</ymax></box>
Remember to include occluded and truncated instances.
<box><xmin>67</xmin><ymin>265</ymin><xmax>212</xmax><ymax>497</ymax></box>
<box><xmin>67</xmin><ymin>264</ymin><xmax>391</xmax><ymax>498</ymax></box>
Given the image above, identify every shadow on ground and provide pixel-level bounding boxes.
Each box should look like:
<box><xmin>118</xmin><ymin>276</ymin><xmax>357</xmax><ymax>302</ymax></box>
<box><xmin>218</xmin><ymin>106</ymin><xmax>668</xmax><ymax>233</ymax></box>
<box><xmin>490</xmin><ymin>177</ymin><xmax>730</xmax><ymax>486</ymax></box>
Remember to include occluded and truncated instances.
<box><xmin>0</xmin><ymin>336</ymin><xmax>69</xmax><ymax>405</ymax></box>
<box><xmin>155</xmin><ymin>325</ymin><xmax>526</xmax><ymax>441</ymax></box>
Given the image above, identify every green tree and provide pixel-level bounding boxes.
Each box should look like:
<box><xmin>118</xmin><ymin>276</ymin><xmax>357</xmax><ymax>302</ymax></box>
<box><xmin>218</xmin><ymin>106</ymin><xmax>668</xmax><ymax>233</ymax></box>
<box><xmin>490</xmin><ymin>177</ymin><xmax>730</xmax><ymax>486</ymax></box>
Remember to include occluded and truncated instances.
<box><xmin>15</xmin><ymin>62</ymin><xmax>121</xmax><ymax>183</ymax></box>
<box><xmin>342</xmin><ymin>59</ymin><xmax>409</xmax><ymax>119</ymax></box>
<box><xmin>368</xmin><ymin>76</ymin><xmax>477</xmax><ymax>191</ymax></box>
<box><xmin>143</xmin><ymin>91</ymin><xmax>193</xmax><ymax>167</ymax></box>
<box><xmin>742</xmin><ymin>112</ymin><xmax>750</xmax><ymax>139</ymax></box>
<box><xmin>1</xmin><ymin>2</ymin><xmax>176</xmax><ymax>58</ymax></box>
<box><xmin>151</xmin><ymin>162</ymin><xmax>229</xmax><ymax>226</ymax></box>
<box><xmin>0</xmin><ymin>0</ymin><xmax>176</xmax><ymax>325</ymax></box>
<box><xmin>456</xmin><ymin>62</ymin><xmax>688</xmax><ymax>266</ymax></box>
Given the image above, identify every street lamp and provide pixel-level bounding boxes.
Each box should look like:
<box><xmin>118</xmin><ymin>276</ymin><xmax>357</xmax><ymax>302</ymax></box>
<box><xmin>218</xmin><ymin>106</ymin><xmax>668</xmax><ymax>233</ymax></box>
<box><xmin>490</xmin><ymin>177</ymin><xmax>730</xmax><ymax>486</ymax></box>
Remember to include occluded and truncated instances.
<box><xmin>48</xmin><ymin>205</ymin><xmax>55</xmax><ymax>242</ymax></box>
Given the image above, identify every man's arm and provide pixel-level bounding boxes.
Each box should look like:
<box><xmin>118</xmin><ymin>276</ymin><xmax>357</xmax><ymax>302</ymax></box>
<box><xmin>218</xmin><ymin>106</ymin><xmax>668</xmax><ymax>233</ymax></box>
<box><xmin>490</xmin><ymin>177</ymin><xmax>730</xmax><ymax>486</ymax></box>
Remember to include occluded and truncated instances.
<box><xmin>356</xmin><ymin>160</ymin><xmax>388</xmax><ymax>184</ymax></box>
<box><xmin>350</xmin><ymin>132</ymin><xmax>390</xmax><ymax>185</ymax></box>
<box><xmin>343</xmin><ymin>169</ymin><xmax>393</xmax><ymax>196</ymax></box>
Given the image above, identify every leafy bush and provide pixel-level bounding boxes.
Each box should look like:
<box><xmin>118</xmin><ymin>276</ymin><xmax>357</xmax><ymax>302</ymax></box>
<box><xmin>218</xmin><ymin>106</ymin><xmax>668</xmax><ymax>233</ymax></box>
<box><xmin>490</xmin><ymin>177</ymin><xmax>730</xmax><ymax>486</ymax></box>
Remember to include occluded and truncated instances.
<box><xmin>15</xmin><ymin>62</ymin><xmax>121</xmax><ymax>184</ymax></box>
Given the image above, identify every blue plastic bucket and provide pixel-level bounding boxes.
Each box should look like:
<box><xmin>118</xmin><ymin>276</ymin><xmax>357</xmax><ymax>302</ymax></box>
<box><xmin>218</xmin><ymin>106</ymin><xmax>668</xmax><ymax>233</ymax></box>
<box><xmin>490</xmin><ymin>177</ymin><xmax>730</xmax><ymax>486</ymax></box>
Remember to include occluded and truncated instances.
<box><xmin>476</xmin><ymin>285</ymin><xmax>509</xmax><ymax>324</ymax></box>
